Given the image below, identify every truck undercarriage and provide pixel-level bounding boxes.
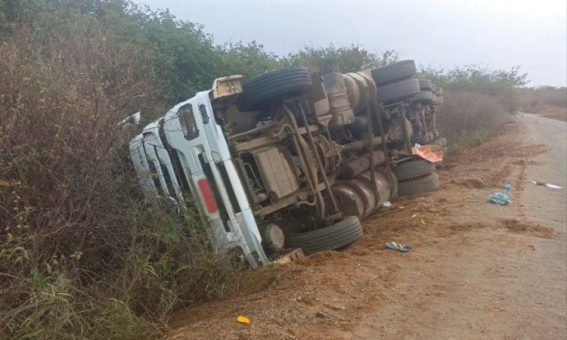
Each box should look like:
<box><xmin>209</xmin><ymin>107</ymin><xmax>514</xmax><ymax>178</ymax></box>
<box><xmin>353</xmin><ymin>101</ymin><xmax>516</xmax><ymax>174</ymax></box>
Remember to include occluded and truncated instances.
<box><xmin>130</xmin><ymin>60</ymin><xmax>445</xmax><ymax>266</ymax></box>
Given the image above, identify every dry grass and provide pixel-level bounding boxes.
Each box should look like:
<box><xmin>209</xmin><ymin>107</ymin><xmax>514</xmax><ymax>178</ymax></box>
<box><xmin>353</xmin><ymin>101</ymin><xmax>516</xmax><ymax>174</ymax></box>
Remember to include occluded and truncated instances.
<box><xmin>519</xmin><ymin>87</ymin><xmax>567</xmax><ymax>121</ymax></box>
<box><xmin>520</xmin><ymin>86</ymin><xmax>567</xmax><ymax>110</ymax></box>
<box><xmin>532</xmin><ymin>105</ymin><xmax>567</xmax><ymax>122</ymax></box>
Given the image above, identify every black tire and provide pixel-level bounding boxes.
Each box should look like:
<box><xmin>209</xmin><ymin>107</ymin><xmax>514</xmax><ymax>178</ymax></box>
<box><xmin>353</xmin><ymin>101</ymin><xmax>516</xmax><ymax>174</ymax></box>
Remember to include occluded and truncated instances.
<box><xmin>419</xmin><ymin>79</ymin><xmax>433</xmax><ymax>91</ymax></box>
<box><xmin>398</xmin><ymin>172</ymin><xmax>440</xmax><ymax>197</ymax></box>
<box><xmin>412</xmin><ymin>90</ymin><xmax>435</xmax><ymax>103</ymax></box>
<box><xmin>238</xmin><ymin>66</ymin><xmax>312</xmax><ymax>111</ymax></box>
<box><xmin>393</xmin><ymin>159</ymin><xmax>436</xmax><ymax>181</ymax></box>
<box><xmin>372</xmin><ymin>60</ymin><xmax>417</xmax><ymax>85</ymax></box>
<box><xmin>377</xmin><ymin>78</ymin><xmax>420</xmax><ymax>104</ymax></box>
<box><xmin>285</xmin><ymin>216</ymin><xmax>363</xmax><ymax>255</ymax></box>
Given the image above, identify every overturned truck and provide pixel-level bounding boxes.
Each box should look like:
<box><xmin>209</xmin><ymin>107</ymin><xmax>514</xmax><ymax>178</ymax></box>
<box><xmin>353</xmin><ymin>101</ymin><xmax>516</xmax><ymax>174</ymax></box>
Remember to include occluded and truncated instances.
<box><xmin>129</xmin><ymin>60</ymin><xmax>445</xmax><ymax>267</ymax></box>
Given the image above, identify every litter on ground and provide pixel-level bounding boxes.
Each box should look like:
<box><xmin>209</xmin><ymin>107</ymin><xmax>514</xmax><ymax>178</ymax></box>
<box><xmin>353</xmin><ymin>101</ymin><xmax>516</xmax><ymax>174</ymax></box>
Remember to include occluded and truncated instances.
<box><xmin>237</xmin><ymin>315</ymin><xmax>251</xmax><ymax>325</ymax></box>
<box><xmin>488</xmin><ymin>192</ymin><xmax>511</xmax><ymax>205</ymax></box>
<box><xmin>530</xmin><ymin>181</ymin><xmax>563</xmax><ymax>190</ymax></box>
<box><xmin>385</xmin><ymin>241</ymin><xmax>412</xmax><ymax>253</ymax></box>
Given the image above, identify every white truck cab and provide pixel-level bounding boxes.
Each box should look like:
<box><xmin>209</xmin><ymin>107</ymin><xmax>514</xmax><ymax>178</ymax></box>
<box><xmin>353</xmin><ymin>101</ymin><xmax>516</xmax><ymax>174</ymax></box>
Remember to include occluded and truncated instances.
<box><xmin>130</xmin><ymin>76</ymin><xmax>269</xmax><ymax>267</ymax></box>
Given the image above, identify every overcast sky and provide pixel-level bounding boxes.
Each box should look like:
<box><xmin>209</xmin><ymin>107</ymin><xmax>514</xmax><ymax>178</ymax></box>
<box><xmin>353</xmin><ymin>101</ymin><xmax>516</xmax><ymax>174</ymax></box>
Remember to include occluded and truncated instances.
<box><xmin>137</xmin><ymin>0</ymin><xmax>566</xmax><ymax>86</ymax></box>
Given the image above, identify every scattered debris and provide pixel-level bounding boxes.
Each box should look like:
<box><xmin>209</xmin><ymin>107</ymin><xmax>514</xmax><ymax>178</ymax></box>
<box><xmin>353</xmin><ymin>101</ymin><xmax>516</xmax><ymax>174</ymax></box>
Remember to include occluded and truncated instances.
<box><xmin>237</xmin><ymin>315</ymin><xmax>251</xmax><ymax>325</ymax></box>
<box><xmin>383</xmin><ymin>201</ymin><xmax>392</xmax><ymax>208</ymax></box>
<box><xmin>275</xmin><ymin>248</ymin><xmax>305</xmax><ymax>264</ymax></box>
<box><xmin>412</xmin><ymin>144</ymin><xmax>444</xmax><ymax>163</ymax></box>
<box><xmin>118</xmin><ymin>111</ymin><xmax>141</xmax><ymax>127</ymax></box>
<box><xmin>530</xmin><ymin>181</ymin><xmax>563</xmax><ymax>190</ymax></box>
<box><xmin>385</xmin><ymin>241</ymin><xmax>412</xmax><ymax>253</ymax></box>
<box><xmin>488</xmin><ymin>192</ymin><xmax>511</xmax><ymax>205</ymax></box>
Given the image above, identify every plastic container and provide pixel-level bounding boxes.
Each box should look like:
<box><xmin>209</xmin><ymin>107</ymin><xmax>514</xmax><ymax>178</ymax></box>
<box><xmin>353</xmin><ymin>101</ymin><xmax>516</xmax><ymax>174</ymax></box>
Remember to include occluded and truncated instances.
<box><xmin>503</xmin><ymin>182</ymin><xmax>511</xmax><ymax>194</ymax></box>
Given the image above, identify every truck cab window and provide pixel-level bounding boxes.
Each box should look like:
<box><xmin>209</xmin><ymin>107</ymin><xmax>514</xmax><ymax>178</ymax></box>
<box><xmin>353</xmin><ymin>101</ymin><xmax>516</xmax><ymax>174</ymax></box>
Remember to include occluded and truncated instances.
<box><xmin>177</xmin><ymin>104</ymin><xmax>199</xmax><ymax>140</ymax></box>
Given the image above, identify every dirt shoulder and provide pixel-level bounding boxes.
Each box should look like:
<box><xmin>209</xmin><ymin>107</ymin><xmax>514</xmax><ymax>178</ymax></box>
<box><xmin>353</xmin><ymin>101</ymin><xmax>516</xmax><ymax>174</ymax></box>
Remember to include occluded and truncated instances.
<box><xmin>167</xmin><ymin>115</ymin><xmax>566</xmax><ymax>339</ymax></box>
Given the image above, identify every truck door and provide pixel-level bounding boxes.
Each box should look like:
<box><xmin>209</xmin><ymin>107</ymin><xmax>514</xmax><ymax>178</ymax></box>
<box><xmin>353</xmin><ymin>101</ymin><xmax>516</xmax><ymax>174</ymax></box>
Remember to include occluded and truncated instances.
<box><xmin>162</xmin><ymin>97</ymin><xmax>268</xmax><ymax>267</ymax></box>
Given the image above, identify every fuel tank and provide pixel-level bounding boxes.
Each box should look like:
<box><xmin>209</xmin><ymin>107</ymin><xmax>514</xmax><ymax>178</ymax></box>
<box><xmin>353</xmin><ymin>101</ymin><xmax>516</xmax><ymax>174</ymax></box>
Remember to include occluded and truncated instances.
<box><xmin>332</xmin><ymin>168</ymin><xmax>395</xmax><ymax>219</ymax></box>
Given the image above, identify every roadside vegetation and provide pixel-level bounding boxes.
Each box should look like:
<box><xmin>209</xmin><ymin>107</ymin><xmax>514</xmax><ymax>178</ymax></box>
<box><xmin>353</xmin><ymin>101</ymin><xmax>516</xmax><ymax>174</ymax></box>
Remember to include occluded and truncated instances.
<box><xmin>0</xmin><ymin>1</ymin><xmax>252</xmax><ymax>338</ymax></box>
<box><xmin>519</xmin><ymin>86</ymin><xmax>567</xmax><ymax>122</ymax></box>
<box><xmin>0</xmin><ymin>0</ymin><xmax>542</xmax><ymax>338</ymax></box>
<box><xmin>421</xmin><ymin>66</ymin><xmax>528</xmax><ymax>151</ymax></box>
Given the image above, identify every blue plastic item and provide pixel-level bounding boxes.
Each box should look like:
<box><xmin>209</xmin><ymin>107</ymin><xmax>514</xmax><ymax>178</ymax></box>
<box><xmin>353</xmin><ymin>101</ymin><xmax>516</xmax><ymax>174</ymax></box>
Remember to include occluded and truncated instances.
<box><xmin>488</xmin><ymin>192</ymin><xmax>511</xmax><ymax>205</ymax></box>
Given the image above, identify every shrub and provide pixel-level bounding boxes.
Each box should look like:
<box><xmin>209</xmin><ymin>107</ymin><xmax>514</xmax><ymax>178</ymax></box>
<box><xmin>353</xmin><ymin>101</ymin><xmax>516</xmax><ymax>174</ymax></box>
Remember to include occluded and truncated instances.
<box><xmin>0</xmin><ymin>4</ymin><xmax>229</xmax><ymax>339</ymax></box>
<box><xmin>421</xmin><ymin>65</ymin><xmax>527</xmax><ymax>149</ymax></box>
<box><xmin>437</xmin><ymin>90</ymin><xmax>508</xmax><ymax>150</ymax></box>
<box><xmin>422</xmin><ymin>65</ymin><xmax>527</xmax><ymax>113</ymax></box>
<box><xmin>287</xmin><ymin>45</ymin><xmax>398</xmax><ymax>73</ymax></box>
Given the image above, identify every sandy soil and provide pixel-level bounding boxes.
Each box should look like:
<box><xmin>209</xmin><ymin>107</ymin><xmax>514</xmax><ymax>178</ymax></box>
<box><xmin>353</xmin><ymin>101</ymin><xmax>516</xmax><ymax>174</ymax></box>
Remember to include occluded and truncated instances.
<box><xmin>167</xmin><ymin>115</ymin><xmax>566</xmax><ymax>339</ymax></box>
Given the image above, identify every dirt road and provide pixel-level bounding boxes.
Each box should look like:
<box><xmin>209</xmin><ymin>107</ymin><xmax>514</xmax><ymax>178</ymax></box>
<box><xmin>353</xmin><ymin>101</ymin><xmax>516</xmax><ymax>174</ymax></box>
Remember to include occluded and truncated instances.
<box><xmin>168</xmin><ymin>115</ymin><xmax>566</xmax><ymax>339</ymax></box>
<box><xmin>353</xmin><ymin>114</ymin><xmax>566</xmax><ymax>339</ymax></box>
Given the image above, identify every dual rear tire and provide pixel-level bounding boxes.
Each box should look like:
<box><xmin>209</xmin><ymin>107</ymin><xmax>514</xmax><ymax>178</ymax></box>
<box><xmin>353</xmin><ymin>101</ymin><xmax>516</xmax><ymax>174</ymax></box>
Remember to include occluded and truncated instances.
<box><xmin>394</xmin><ymin>159</ymin><xmax>440</xmax><ymax>196</ymax></box>
<box><xmin>372</xmin><ymin>61</ymin><xmax>442</xmax><ymax>105</ymax></box>
<box><xmin>398</xmin><ymin>172</ymin><xmax>440</xmax><ymax>197</ymax></box>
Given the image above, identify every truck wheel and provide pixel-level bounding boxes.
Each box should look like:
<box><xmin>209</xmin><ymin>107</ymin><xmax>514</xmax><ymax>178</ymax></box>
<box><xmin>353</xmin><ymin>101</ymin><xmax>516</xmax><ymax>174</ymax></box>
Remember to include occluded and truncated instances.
<box><xmin>377</xmin><ymin>78</ymin><xmax>420</xmax><ymax>104</ymax></box>
<box><xmin>285</xmin><ymin>216</ymin><xmax>363</xmax><ymax>255</ymax></box>
<box><xmin>398</xmin><ymin>172</ymin><xmax>440</xmax><ymax>196</ymax></box>
<box><xmin>393</xmin><ymin>159</ymin><xmax>436</xmax><ymax>181</ymax></box>
<box><xmin>419</xmin><ymin>79</ymin><xmax>433</xmax><ymax>91</ymax></box>
<box><xmin>371</xmin><ymin>60</ymin><xmax>417</xmax><ymax>85</ymax></box>
<box><xmin>238</xmin><ymin>66</ymin><xmax>313</xmax><ymax>111</ymax></box>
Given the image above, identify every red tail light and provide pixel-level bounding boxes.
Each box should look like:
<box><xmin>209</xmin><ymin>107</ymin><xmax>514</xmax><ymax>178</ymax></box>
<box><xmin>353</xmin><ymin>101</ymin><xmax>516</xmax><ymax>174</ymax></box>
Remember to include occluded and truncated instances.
<box><xmin>197</xmin><ymin>178</ymin><xmax>217</xmax><ymax>213</ymax></box>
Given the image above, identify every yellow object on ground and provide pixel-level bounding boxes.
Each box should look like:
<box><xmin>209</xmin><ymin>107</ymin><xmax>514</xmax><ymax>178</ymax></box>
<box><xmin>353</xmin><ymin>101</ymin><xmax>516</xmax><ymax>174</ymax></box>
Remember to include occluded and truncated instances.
<box><xmin>237</xmin><ymin>315</ymin><xmax>251</xmax><ymax>325</ymax></box>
